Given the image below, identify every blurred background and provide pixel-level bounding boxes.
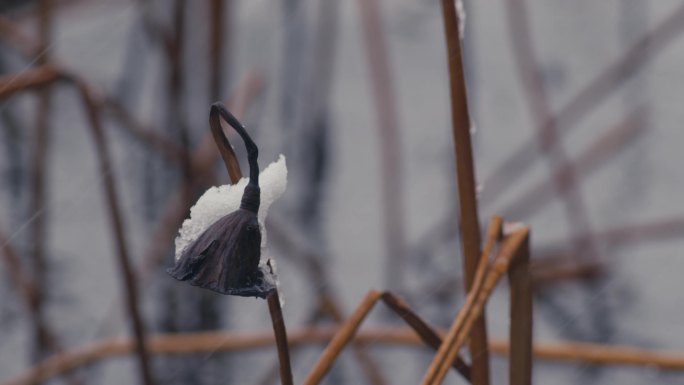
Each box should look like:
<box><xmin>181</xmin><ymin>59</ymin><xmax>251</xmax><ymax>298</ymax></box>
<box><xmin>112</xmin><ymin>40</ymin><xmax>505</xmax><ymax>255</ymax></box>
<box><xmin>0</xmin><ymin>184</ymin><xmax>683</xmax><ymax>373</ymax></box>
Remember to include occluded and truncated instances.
<box><xmin>1</xmin><ymin>0</ymin><xmax>683</xmax><ymax>384</ymax></box>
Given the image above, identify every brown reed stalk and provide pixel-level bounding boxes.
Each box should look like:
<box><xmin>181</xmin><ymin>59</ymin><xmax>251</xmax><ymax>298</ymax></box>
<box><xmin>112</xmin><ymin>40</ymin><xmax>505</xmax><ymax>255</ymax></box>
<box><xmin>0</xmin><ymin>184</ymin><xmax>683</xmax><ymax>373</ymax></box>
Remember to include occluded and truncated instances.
<box><xmin>0</xmin><ymin>64</ymin><xmax>63</xmax><ymax>99</ymax></box>
<box><xmin>254</xmin><ymin>293</ymin><xmax>388</xmax><ymax>385</ymax></box>
<box><xmin>508</xmin><ymin>231</ymin><xmax>532</xmax><ymax>385</ymax></box>
<box><xmin>75</xmin><ymin>81</ymin><xmax>155</xmax><ymax>385</ymax></box>
<box><xmin>379</xmin><ymin>292</ymin><xmax>471</xmax><ymax>380</ymax></box>
<box><xmin>209</xmin><ymin>0</ymin><xmax>226</xmax><ymax>101</ymax></box>
<box><xmin>421</xmin><ymin>226</ymin><xmax>529</xmax><ymax>385</ymax></box>
<box><xmin>267</xmin><ymin>291</ymin><xmax>294</xmax><ymax>385</ymax></box>
<box><xmin>317</xmin><ymin>294</ymin><xmax>388</xmax><ymax>385</ymax></box>
<box><xmin>0</xmin><ymin>228</ymin><xmax>40</xmax><ymax>310</ymax></box>
<box><xmin>26</xmin><ymin>0</ymin><xmax>55</xmax><ymax>361</ymax></box>
<box><xmin>302</xmin><ymin>290</ymin><xmax>384</xmax><ymax>385</ymax></box>
<box><xmin>301</xmin><ymin>288</ymin><xmax>474</xmax><ymax>385</ymax></box>
<box><xmin>11</xmin><ymin>325</ymin><xmax>684</xmax><ymax>385</ymax></box>
<box><xmin>355</xmin><ymin>0</ymin><xmax>406</xmax><ymax>291</ymax></box>
<box><xmin>439</xmin><ymin>0</ymin><xmax>490</xmax><ymax>383</ymax></box>
<box><xmin>481</xmin><ymin>2</ymin><xmax>684</xmax><ymax>204</ymax></box>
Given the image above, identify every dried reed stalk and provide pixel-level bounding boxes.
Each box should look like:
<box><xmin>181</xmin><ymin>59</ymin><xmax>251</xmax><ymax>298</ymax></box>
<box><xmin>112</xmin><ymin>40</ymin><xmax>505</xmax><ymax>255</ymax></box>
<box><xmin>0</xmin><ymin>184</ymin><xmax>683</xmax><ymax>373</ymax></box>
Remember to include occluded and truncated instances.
<box><xmin>317</xmin><ymin>294</ymin><xmax>388</xmax><ymax>385</ymax></box>
<box><xmin>209</xmin><ymin>0</ymin><xmax>226</xmax><ymax>101</ymax></box>
<box><xmin>438</xmin><ymin>1</ymin><xmax>490</xmax><ymax>383</ymax></box>
<box><xmin>10</xmin><ymin>325</ymin><xmax>684</xmax><ymax>385</ymax></box>
<box><xmin>76</xmin><ymin>81</ymin><xmax>155</xmax><ymax>385</ymax></box>
<box><xmin>421</xmin><ymin>226</ymin><xmax>529</xmax><ymax>385</ymax></box>
<box><xmin>302</xmin><ymin>290</ymin><xmax>384</xmax><ymax>385</ymax></box>
<box><xmin>356</xmin><ymin>0</ymin><xmax>406</xmax><ymax>291</ymax></box>
<box><xmin>302</xmin><ymin>288</ymin><xmax>473</xmax><ymax>385</ymax></box>
<box><xmin>379</xmin><ymin>292</ymin><xmax>471</xmax><ymax>380</ymax></box>
<box><xmin>508</xmin><ymin>231</ymin><xmax>532</xmax><ymax>385</ymax></box>
<box><xmin>28</xmin><ymin>0</ymin><xmax>53</xmax><ymax>360</ymax></box>
<box><xmin>267</xmin><ymin>291</ymin><xmax>294</xmax><ymax>385</ymax></box>
<box><xmin>0</xmin><ymin>65</ymin><xmax>63</xmax><ymax>99</ymax></box>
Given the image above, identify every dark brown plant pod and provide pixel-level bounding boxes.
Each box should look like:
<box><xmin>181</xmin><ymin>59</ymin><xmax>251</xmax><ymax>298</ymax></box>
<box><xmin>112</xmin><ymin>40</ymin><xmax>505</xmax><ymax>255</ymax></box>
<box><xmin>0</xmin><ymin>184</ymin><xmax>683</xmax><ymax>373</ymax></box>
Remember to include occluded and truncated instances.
<box><xmin>168</xmin><ymin>103</ymin><xmax>276</xmax><ymax>298</ymax></box>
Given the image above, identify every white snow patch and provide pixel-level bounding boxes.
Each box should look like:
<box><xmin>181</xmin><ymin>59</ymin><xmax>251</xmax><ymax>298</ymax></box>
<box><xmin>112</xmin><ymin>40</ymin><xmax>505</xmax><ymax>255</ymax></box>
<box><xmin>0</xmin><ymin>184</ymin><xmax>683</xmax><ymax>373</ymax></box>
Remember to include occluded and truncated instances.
<box><xmin>503</xmin><ymin>221</ymin><xmax>527</xmax><ymax>236</ymax></box>
<box><xmin>174</xmin><ymin>155</ymin><xmax>288</xmax><ymax>260</ymax></box>
<box><xmin>456</xmin><ymin>0</ymin><xmax>466</xmax><ymax>39</ymax></box>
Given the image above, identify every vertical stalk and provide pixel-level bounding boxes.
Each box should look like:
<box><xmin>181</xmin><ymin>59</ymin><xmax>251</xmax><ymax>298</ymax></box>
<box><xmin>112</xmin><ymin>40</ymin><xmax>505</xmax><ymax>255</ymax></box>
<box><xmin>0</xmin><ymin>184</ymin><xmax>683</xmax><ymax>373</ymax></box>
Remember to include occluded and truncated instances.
<box><xmin>439</xmin><ymin>0</ymin><xmax>489</xmax><ymax>384</ymax></box>
<box><xmin>77</xmin><ymin>82</ymin><xmax>155</xmax><ymax>385</ymax></box>
<box><xmin>508</xmin><ymin>233</ymin><xmax>533</xmax><ymax>385</ymax></box>
<box><xmin>267</xmin><ymin>291</ymin><xmax>294</xmax><ymax>385</ymax></box>
<box><xmin>209</xmin><ymin>0</ymin><xmax>226</xmax><ymax>101</ymax></box>
<box><xmin>356</xmin><ymin>0</ymin><xmax>406</xmax><ymax>291</ymax></box>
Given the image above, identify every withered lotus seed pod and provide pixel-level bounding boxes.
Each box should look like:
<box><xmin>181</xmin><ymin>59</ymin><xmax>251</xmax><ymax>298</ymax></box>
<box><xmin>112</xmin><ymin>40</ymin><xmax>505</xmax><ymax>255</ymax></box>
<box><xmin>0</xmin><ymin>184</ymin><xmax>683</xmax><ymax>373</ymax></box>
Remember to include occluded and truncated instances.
<box><xmin>168</xmin><ymin>103</ymin><xmax>275</xmax><ymax>298</ymax></box>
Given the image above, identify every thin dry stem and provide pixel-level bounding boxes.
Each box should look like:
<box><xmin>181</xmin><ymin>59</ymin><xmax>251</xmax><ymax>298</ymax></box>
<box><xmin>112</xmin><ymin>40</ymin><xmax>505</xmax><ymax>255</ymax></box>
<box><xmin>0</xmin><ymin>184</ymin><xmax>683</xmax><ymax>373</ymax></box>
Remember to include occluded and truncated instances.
<box><xmin>421</xmin><ymin>227</ymin><xmax>529</xmax><ymax>385</ymax></box>
<box><xmin>508</xmin><ymin>233</ymin><xmax>532</xmax><ymax>385</ymax></box>
<box><xmin>267</xmin><ymin>291</ymin><xmax>294</xmax><ymax>385</ymax></box>
<box><xmin>76</xmin><ymin>81</ymin><xmax>155</xmax><ymax>385</ymax></box>
<box><xmin>355</xmin><ymin>0</ymin><xmax>406</xmax><ymax>291</ymax></box>
<box><xmin>10</xmin><ymin>326</ymin><xmax>684</xmax><ymax>385</ymax></box>
<box><xmin>439</xmin><ymin>1</ymin><xmax>490</xmax><ymax>383</ymax></box>
<box><xmin>302</xmin><ymin>290</ymin><xmax>384</xmax><ymax>385</ymax></box>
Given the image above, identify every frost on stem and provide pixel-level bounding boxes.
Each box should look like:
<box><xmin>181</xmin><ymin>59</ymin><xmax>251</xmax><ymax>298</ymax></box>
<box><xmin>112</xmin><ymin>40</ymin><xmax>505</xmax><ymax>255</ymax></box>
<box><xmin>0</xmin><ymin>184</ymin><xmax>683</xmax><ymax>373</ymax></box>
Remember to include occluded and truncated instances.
<box><xmin>456</xmin><ymin>0</ymin><xmax>466</xmax><ymax>39</ymax></box>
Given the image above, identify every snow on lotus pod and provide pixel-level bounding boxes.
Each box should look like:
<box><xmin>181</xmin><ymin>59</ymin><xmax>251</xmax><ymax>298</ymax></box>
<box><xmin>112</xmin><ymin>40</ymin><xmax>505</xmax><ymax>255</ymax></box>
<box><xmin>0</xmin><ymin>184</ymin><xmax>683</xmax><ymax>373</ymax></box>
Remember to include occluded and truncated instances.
<box><xmin>167</xmin><ymin>104</ymin><xmax>285</xmax><ymax>299</ymax></box>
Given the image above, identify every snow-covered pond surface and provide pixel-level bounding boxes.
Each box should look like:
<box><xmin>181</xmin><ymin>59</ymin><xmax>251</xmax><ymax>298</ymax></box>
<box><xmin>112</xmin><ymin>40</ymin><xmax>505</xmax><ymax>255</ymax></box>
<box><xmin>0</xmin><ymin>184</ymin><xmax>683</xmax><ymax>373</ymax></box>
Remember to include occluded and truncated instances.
<box><xmin>1</xmin><ymin>1</ymin><xmax>684</xmax><ymax>384</ymax></box>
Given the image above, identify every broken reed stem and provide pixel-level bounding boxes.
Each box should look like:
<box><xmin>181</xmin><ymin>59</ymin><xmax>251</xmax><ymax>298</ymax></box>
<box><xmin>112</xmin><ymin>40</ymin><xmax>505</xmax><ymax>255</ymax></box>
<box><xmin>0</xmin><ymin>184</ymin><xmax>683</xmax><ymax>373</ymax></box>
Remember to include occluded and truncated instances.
<box><xmin>302</xmin><ymin>289</ymin><xmax>472</xmax><ymax>385</ymax></box>
<box><xmin>421</xmin><ymin>227</ymin><xmax>529</xmax><ymax>385</ymax></box>
<box><xmin>267</xmin><ymin>291</ymin><xmax>294</xmax><ymax>385</ymax></box>
<box><xmin>255</xmin><ymin>291</ymin><xmax>388</xmax><ymax>385</ymax></box>
<box><xmin>356</xmin><ymin>0</ymin><xmax>406</xmax><ymax>291</ymax></box>
<box><xmin>75</xmin><ymin>81</ymin><xmax>155</xmax><ymax>385</ymax></box>
<box><xmin>508</xmin><ymin>232</ymin><xmax>532</xmax><ymax>385</ymax></box>
<box><xmin>438</xmin><ymin>1</ymin><xmax>490</xmax><ymax>383</ymax></box>
<box><xmin>380</xmin><ymin>292</ymin><xmax>471</xmax><ymax>380</ymax></box>
<box><xmin>317</xmin><ymin>294</ymin><xmax>388</xmax><ymax>385</ymax></box>
<box><xmin>481</xmin><ymin>1</ymin><xmax>684</xmax><ymax>206</ymax></box>
<box><xmin>302</xmin><ymin>290</ymin><xmax>383</xmax><ymax>385</ymax></box>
